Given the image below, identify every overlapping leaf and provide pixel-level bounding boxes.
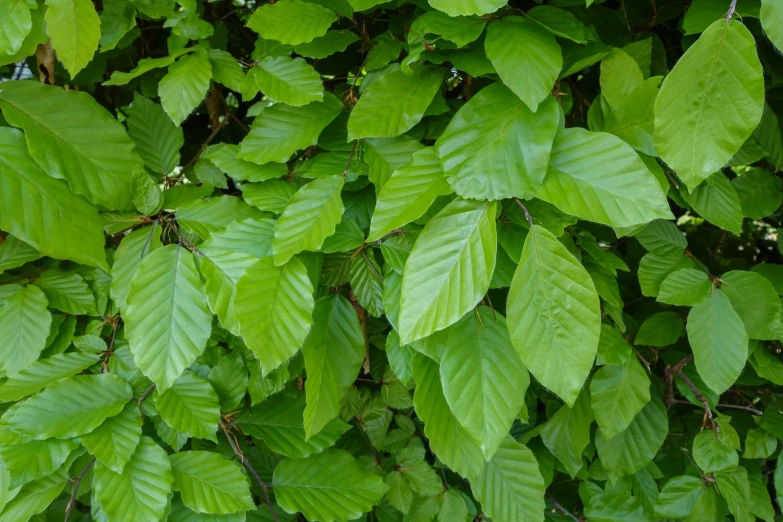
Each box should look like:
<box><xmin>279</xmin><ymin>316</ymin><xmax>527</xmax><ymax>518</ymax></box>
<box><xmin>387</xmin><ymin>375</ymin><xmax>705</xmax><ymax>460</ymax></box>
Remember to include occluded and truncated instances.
<box><xmin>125</xmin><ymin>245</ymin><xmax>212</xmax><ymax>392</ymax></box>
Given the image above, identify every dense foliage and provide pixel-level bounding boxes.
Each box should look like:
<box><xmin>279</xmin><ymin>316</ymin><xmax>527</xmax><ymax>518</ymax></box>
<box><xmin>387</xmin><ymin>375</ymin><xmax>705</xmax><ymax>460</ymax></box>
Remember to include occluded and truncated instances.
<box><xmin>3</xmin><ymin>0</ymin><xmax>783</xmax><ymax>520</ymax></box>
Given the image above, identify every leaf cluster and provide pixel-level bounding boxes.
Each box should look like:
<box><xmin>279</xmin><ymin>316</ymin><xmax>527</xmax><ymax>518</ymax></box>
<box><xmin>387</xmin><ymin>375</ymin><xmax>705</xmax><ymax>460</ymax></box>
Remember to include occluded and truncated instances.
<box><xmin>2</xmin><ymin>0</ymin><xmax>783</xmax><ymax>521</ymax></box>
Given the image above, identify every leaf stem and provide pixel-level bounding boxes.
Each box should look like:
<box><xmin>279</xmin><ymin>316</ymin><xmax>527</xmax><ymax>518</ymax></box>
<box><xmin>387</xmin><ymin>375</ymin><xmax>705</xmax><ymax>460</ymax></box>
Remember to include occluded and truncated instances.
<box><xmin>513</xmin><ymin>198</ymin><xmax>534</xmax><ymax>227</ymax></box>
<box><xmin>64</xmin><ymin>457</ymin><xmax>96</xmax><ymax>522</ymax></box>
<box><xmin>220</xmin><ymin>425</ymin><xmax>279</xmax><ymax>522</ymax></box>
<box><xmin>665</xmin><ymin>355</ymin><xmax>713</xmax><ymax>428</ymax></box>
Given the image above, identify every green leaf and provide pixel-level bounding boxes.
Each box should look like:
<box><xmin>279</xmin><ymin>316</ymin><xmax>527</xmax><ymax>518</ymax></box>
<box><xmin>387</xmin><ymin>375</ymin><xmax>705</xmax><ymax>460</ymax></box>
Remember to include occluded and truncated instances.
<box><xmin>687</xmin><ymin>288</ymin><xmax>748</xmax><ymax>395</ymax></box>
<box><xmin>635</xmin><ymin>311</ymin><xmax>683</xmax><ymax>346</ymax></box>
<box><xmin>302</xmin><ymin>294</ymin><xmax>365</xmax><ymax>438</ymax></box>
<box><xmin>471</xmin><ymin>437</ymin><xmax>545</xmax><ymax>522</ymax></box>
<box><xmin>638</xmin><ymin>252</ymin><xmax>693</xmax><ymax>297</ymax></box>
<box><xmin>693</xmin><ymin>429</ymin><xmax>738</xmax><ymax>473</ymax></box>
<box><xmin>208</xmin><ymin>49</ymin><xmax>245</xmax><ymax>93</ymax></box>
<box><xmin>0</xmin><ymin>284</ymin><xmax>51</xmax><ymax>374</ymax></box>
<box><xmin>99</xmin><ymin>0</ymin><xmax>136</xmax><ymax>51</ymax></box>
<box><xmin>439</xmin><ymin>307</ymin><xmax>528</xmax><ymax>459</ymax></box>
<box><xmin>347</xmin><ymin>64</ymin><xmax>445</xmax><ymax>140</ymax></box>
<box><xmin>33</xmin><ymin>268</ymin><xmax>96</xmax><ymax>315</ymax></box>
<box><xmin>399</xmin><ymin>198</ymin><xmax>496</xmax><ymax>344</ymax></box>
<box><xmin>654</xmin><ymin>20</ymin><xmax>764</xmax><ymax>188</ymax></box>
<box><xmin>507</xmin><ymin>225</ymin><xmax>600</xmax><ymax>406</ymax></box>
<box><xmin>386</xmin><ymin>330</ymin><xmax>413</xmax><ymax>386</ymax></box>
<box><xmin>714</xmin><ymin>466</ymin><xmax>753</xmax><ymax>522</ymax></box>
<box><xmin>411</xmin><ymin>354</ymin><xmax>483</xmax><ymax>480</ymax></box>
<box><xmin>597</xmin><ymin>323</ymin><xmax>632</xmax><ymax>365</ymax></box>
<box><xmin>176</xmin><ymin>196</ymin><xmax>265</xmax><ymax>240</ymax></box>
<box><xmin>384</xmin><ymin>471</ymin><xmax>412</xmax><ymax>513</ymax></box>
<box><xmin>93</xmin><ymin>436</ymin><xmax>173</xmax><ymax>522</ymax></box>
<box><xmin>111</xmin><ymin>224</ymin><xmax>163</xmax><ymax>313</ymax></box>
<box><xmin>252</xmin><ymin>56</ymin><xmax>323</xmax><ymax>106</ymax></box>
<box><xmin>539</xmin><ymin>388</ymin><xmax>593</xmax><ymax>477</ymax></box>
<box><xmin>205</xmin><ymin>144</ymin><xmax>287</xmax><ymax>183</ymax></box>
<box><xmin>536</xmin><ymin>128</ymin><xmax>672</xmax><ymax>227</ymax></box>
<box><xmin>6</xmin><ymin>373</ymin><xmax>132</xmax><ymax>440</ymax></box>
<box><xmin>743</xmin><ymin>428</ymin><xmax>777</xmax><ymax>459</ymax></box>
<box><xmin>103</xmin><ymin>48</ymin><xmax>193</xmax><ymax>85</ymax></box>
<box><xmin>681</xmin><ymin>172</ymin><xmax>743</xmax><ymax>235</ymax></box>
<box><xmin>655</xmin><ymin>476</ymin><xmax>704</xmax><ymax>519</ymax></box>
<box><xmin>273</xmin><ymin>176</ymin><xmax>345</xmax><ymax>265</ymax></box>
<box><xmin>484</xmin><ymin>16</ymin><xmax>561</xmax><ymax>112</ymax></box>
<box><xmin>438</xmin><ymin>490</ymin><xmax>469</xmax><ymax>522</ymax></box>
<box><xmin>585</xmin><ymin>491</ymin><xmax>647</xmax><ymax>522</ymax></box>
<box><xmin>45</xmin><ymin>0</ymin><xmax>100</xmax><ymax>76</ymax></box>
<box><xmin>295</xmin><ymin>30</ymin><xmax>359</xmax><ymax>58</ymax></box>
<box><xmin>364</xmin><ymin>136</ymin><xmax>424</xmax><ymax>191</ymax></box>
<box><xmin>128</xmin><ymin>93</ymin><xmax>184</xmax><ymax>176</ymax></box>
<box><xmin>0</xmin><ymin>81</ymin><xmax>146</xmax><ymax>211</ymax></box>
<box><xmin>0</xmin><ymin>469</ymin><xmax>67</xmax><ymax>522</ymax></box>
<box><xmin>159</xmin><ymin>46</ymin><xmax>213</xmax><ymax>126</ymax></box>
<box><xmin>599</xmin><ymin>48</ymin><xmax>644</xmax><ymax>112</ymax></box>
<box><xmin>721</xmin><ymin>270</ymin><xmax>782</xmax><ymax>340</ymax></box>
<box><xmin>234</xmin><ymin>256</ymin><xmax>314</xmax><ymax>376</ymax></box>
<box><xmin>368</xmin><ymin>147</ymin><xmax>451</xmax><ymax>241</ymax></box>
<box><xmin>170</xmin><ymin>451</ymin><xmax>255</xmax><ymax>515</ymax></box>
<box><xmin>762</xmin><ymin>0</ymin><xmax>783</xmax><ymax>51</ymax></box>
<box><xmin>0</xmin><ymin>0</ymin><xmax>31</xmax><ymax>56</ymax></box>
<box><xmin>590</xmin><ymin>357</ymin><xmax>651</xmax><ymax>440</ymax></box>
<box><xmin>526</xmin><ymin>6</ymin><xmax>590</xmax><ymax>43</ymax></box>
<box><xmin>0</xmin><ymin>234</ymin><xmax>38</xmax><ymax>273</ymax></box>
<box><xmin>635</xmin><ymin>219</ymin><xmax>686</xmax><ymax>256</ymax></box>
<box><xmin>0</xmin><ymin>352</ymin><xmax>99</xmax><ymax>402</ymax></box>
<box><xmin>153</xmin><ymin>371</ymin><xmax>220</xmax><ymax>441</ymax></box>
<box><xmin>595</xmin><ymin>392</ymin><xmax>668</xmax><ymax>475</ymax></box>
<box><xmin>199</xmin><ymin>218</ymin><xmax>274</xmax><ymax>334</ymax></box>
<box><xmin>435</xmin><ymin>83</ymin><xmax>559</xmax><ymax>201</ymax></box>
<box><xmin>600</xmin><ymin>75</ymin><xmax>660</xmax><ymax>156</ymax></box>
<box><xmin>238</xmin><ymin>93</ymin><xmax>342</xmax><ymax>164</ymax></box>
<box><xmin>657</xmin><ymin>268</ymin><xmax>711</xmax><ymax>306</ymax></box>
<box><xmin>247</xmin><ymin>0</ymin><xmax>337</xmax><ymax>45</ymax></box>
<box><xmin>237</xmin><ymin>390</ymin><xmax>350</xmax><ymax>458</ymax></box>
<box><xmin>732</xmin><ymin>167</ymin><xmax>782</xmax><ymax>220</ymax></box>
<box><xmin>274</xmin><ymin>449</ymin><xmax>388</xmax><ymax>522</ymax></box>
<box><xmin>0</xmin><ymin>438</ymin><xmax>78</xmax><ymax>488</ymax></box>
<box><xmin>208</xmin><ymin>352</ymin><xmax>248</xmax><ymax>412</ymax></box>
<box><xmin>168</xmin><ymin>498</ymin><xmax>253</xmax><ymax>521</ymax></box>
<box><xmin>125</xmin><ymin>245</ymin><xmax>212</xmax><ymax>392</ymax></box>
<box><xmin>81</xmin><ymin>401</ymin><xmax>142</xmax><ymax>473</ymax></box>
<box><xmin>428</xmin><ymin>0</ymin><xmax>505</xmax><ymax>16</ymax></box>
<box><xmin>349</xmin><ymin>251</ymin><xmax>384</xmax><ymax>317</ymax></box>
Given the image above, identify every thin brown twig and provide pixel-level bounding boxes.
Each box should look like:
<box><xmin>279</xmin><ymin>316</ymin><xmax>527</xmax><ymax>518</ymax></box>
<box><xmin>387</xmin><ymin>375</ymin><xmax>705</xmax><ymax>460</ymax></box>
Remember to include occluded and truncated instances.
<box><xmin>716</xmin><ymin>403</ymin><xmax>763</xmax><ymax>415</ymax></box>
<box><xmin>513</xmin><ymin>198</ymin><xmax>534</xmax><ymax>227</ymax></box>
<box><xmin>181</xmin><ymin>120</ymin><xmax>226</xmax><ymax>171</ymax></box>
<box><xmin>137</xmin><ymin>384</ymin><xmax>156</xmax><ymax>408</ymax></box>
<box><xmin>220</xmin><ymin>425</ymin><xmax>279</xmax><ymax>522</ymax></box>
<box><xmin>64</xmin><ymin>457</ymin><xmax>96</xmax><ymax>522</ymax></box>
<box><xmin>348</xmin><ymin>291</ymin><xmax>370</xmax><ymax>374</ymax></box>
<box><xmin>548</xmin><ymin>497</ymin><xmax>580</xmax><ymax>522</ymax></box>
<box><xmin>665</xmin><ymin>355</ymin><xmax>713</xmax><ymax>428</ymax></box>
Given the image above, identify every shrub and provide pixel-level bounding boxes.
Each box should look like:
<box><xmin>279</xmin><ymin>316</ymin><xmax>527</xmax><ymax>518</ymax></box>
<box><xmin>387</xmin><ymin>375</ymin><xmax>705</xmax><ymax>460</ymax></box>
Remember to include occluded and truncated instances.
<box><xmin>0</xmin><ymin>0</ymin><xmax>782</xmax><ymax>520</ymax></box>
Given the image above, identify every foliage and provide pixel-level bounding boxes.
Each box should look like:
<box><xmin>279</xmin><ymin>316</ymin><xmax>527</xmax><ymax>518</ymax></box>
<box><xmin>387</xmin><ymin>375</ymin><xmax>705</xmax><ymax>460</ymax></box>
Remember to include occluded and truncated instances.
<box><xmin>2</xmin><ymin>0</ymin><xmax>783</xmax><ymax>521</ymax></box>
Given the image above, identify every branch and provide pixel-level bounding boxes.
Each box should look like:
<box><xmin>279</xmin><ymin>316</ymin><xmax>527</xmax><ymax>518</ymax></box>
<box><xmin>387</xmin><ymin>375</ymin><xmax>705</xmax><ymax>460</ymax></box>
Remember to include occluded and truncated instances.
<box><xmin>64</xmin><ymin>457</ymin><xmax>96</xmax><ymax>522</ymax></box>
<box><xmin>717</xmin><ymin>403</ymin><xmax>763</xmax><ymax>416</ymax></box>
<box><xmin>727</xmin><ymin>0</ymin><xmax>738</xmax><ymax>20</ymax></box>
<box><xmin>221</xmin><ymin>426</ymin><xmax>279</xmax><ymax>522</ymax></box>
<box><xmin>548</xmin><ymin>497</ymin><xmax>580</xmax><ymax>522</ymax></box>
<box><xmin>136</xmin><ymin>384</ymin><xmax>156</xmax><ymax>409</ymax></box>
<box><xmin>513</xmin><ymin>198</ymin><xmax>534</xmax><ymax>227</ymax></box>
<box><xmin>665</xmin><ymin>355</ymin><xmax>713</xmax><ymax>428</ymax></box>
<box><xmin>348</xmin><ymin>291</ymin><xmax>370</xmax><ymax>374</ymax></box>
